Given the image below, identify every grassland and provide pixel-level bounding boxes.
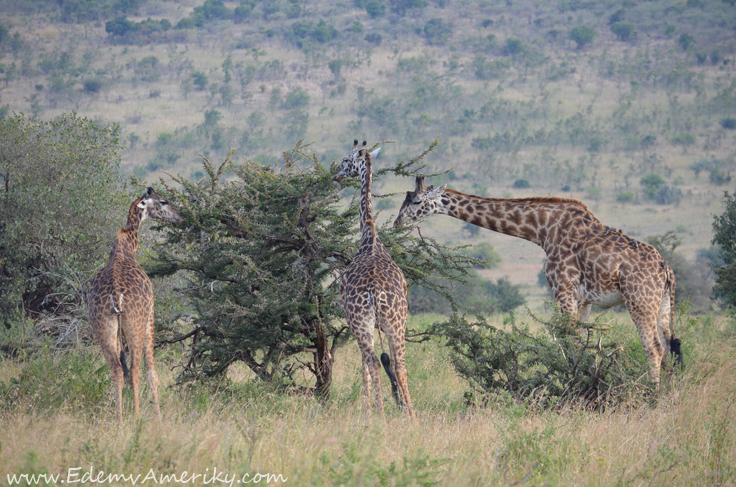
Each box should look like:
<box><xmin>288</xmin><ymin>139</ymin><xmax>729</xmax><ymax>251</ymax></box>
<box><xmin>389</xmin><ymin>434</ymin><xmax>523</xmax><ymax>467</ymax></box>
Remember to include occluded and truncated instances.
<box><xmin>1</xmin><ymin>312</ymin><xmax>735</xmax><ymax>486</ymax></box>
<box><xmin>1</xmin><ymin>0</ymin><xmax>736</xmax><ymax>484</ymax></box>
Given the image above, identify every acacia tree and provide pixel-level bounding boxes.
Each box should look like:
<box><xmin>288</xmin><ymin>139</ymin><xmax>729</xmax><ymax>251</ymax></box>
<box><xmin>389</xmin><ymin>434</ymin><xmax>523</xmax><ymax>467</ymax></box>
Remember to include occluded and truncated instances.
<box><xmin>146</xmin><ymin>141</ymin><xmax>476</xmax><ymax>400</ymax></box>
<box><xmin>712</xmin><ymin>191</ymin><xmax>736</xmax><ymax>307</ymax></box>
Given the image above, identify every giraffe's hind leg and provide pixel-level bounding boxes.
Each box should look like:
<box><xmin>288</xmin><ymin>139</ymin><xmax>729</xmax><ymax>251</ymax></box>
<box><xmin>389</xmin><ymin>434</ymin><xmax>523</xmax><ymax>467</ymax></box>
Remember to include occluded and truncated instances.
<box><xmin>94</xmin><ymin>316</ymin><xmax>125</xmax><ymax>421</ymax></box>
<box><xmin>121</xmin><ymin>315</ymin><xmax>144</xmax><ymax>416</ymax></box>
<box><xmin>387</xmin><ymin>332</ymin><xmax>415</xmax><ymax>419</ymax></box>
<box><xmin>356</xmin><ymin>330</ymin><xmax>383</xmax><ymax>414</ymax></box>
<box><xmin>625</xmin><ymin>300</ymin><xmax>664</xmax><ymax>387</ymax></box>
<box><xmin>656</xmin><ymin>291</ymin><xmax>673</xmax><ymax>370</ymax></box>
<box><xmin>144</xmin><ymin>312</ymin><xmax>161</xmax><ymax>418</ymax></box>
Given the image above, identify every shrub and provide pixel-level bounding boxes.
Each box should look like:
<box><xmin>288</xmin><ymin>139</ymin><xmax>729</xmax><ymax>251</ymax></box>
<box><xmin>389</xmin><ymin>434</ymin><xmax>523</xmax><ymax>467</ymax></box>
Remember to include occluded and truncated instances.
<box><xmin>690</xmin><ymin>158</ymin><xmax>733</xmax><ymax>185</ymax></box>
<box><xmin>408</xmin><ymin>273</ymin><xmax>524</xmax><ymax>315</ymax></box>
<box><xmin>678</xmin><ymin>33</ymin><xmax>695</xmax><ymax>50</ymax></box>
<box><xmin>610</xmin><ymin>22</ymin><xmax>635</xmax><ymax>42</ymax></box>
<box><xmin>431</xmin><ymin>310</ymin><xmax>650</xmax><ymax>410</ymax></box>
<box><xmin>654</xmin><ymin>185</ymin><xmax>682</xmax><ymax>205</ymax></box>
<box><xmin>83</xmin><ymin>78</ymin><xmax>103</xmax><ymax>93</ymax></box>
<box><xmin>472</xmin><ymin>54</ymin><xmax>509</xmax><ymax>80</ymax></box>
<box><xmin>390</xmin><ymin>0</ymin><xmax>427</xmax><ymax>16</ymax></box>
<box><xmin>616</xmin><ymin>190</ymin><xmax>635</xmax><ymax>203</ymax></box>
<box><xmin>364</xmin><ymin>0</ymin><xmax>385</xmax><ymax>18</ymax></box>
<box><xmin>640</xmin><ymin>173</ymin><xmax>665</xmax><ymax>198</ymax></box>
<box><xmin>712</xmin><ymin>192</ymin><xmax>736</xmax><ymax>308</ymax></box>
<box><xmin>365</xmin><ymin>33</ymin><xmax>382</xmax><ymax>45</ymax></box>
<box><xmin>461</xmin><ymin>242</ymin><xmax>501</xmax><ymax>269</ymax></box>
<box><xmin>0</xmin><ymin>113</ymin><xmax>124</xmax><ymax>328</ymax></box>
<box><xmin>192</xmin><ymin>71</ymin><xmax>208</xmax><ymax>90</ymax></box>
<box><xmin>512</xmin><ymin>179</ymin><xmax>530</xmax><ymax>189</ymax></box>
<box><xmin>282</xmin><ymin>87</ymin><xmax>310</xmax><ymax>109</ymax></box>
<box><xmin>423</xmin><ymin>18</ymin><xmax>452</xmax><ymax>46</ymax></box>
<box><xmin>134</xmin><ymin>55</ymin><xmax>161</xmax><ymax>82</ymax></box>
<box><xmin>570</xmin><ymin>25</ymin><xmax>595</xmax><ymax>49</ymax></box>
<box><xmin>503</xmin><ymin>37</ymin><xmax>524</xmax><ymax>56</ymax></box>
<box><xmin>720</xmin><ymin>118</ymin><xmax>736</xmax><ymax>130</ymax></box>
<box><xmin>671</xmin><ymin>132</ymin><xmax>696</xmax><ymax>146</ymax></box>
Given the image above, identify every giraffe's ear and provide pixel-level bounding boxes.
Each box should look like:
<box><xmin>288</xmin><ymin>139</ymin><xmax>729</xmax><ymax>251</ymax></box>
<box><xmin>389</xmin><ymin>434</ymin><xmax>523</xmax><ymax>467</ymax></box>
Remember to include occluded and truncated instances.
<box><xmin>369</xmin><ymin>147</ymin><xmax>380</xmax><ymax>160</ymax></box>
<box><xmin>427</xmin><ymin>184</ymin><xmax>446</xmax><ymax>200</ymax></box>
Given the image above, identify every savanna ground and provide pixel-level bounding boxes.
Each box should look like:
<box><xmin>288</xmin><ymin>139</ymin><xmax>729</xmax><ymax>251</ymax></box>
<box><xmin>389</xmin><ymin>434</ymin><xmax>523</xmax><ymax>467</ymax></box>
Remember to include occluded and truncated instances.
<box><xmin>2</xmin><ymin>0</ymin><xmax>736</xmax><ymax>484</ymax></box>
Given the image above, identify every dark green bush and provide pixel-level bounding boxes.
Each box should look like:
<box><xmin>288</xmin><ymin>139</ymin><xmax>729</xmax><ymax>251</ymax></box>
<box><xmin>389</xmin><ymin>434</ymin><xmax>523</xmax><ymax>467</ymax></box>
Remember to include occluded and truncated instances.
<box><xmin>720</xmin><ymin>118</ymin><xmax>736</xmax><ymax>130</ymax></box>
<box><xmin>610</xmin><ymin>22</ymin><xmax>634</xmax><ymax>42</ymax></box>
<box><xmin>423</xmin><ymin>18</ymin><xmax>452</xmax><ymax>46</ymax></box>
<box><xmin>0</xmin><ymin>113</ymin><xmax>124</xmax><ymax>328</ymax></box>
<box><xmin>461</xmin><ymin>242</ymin><xmax>501</xmax><ymax>269</ymax></box>
<box><xmin>678</xmin><ymin>33</ymin><xmax>695</xmax><ymax>50</ymax></box>
<box><xmin>570</xmin><ymin>25</ymin><xmax>595</xmax><ymax>49</ymax></box>
<box><xmin>408</xmin><ymin>272</ymin><xmax>524</xmax><ymax>316</ymax></box>
<box><xmin>712</xmin><ymin>192</ymin><xmax>736</xmax><ymax>308</ymax></box>
<box><xmin>364</xmin><ymin>0</ymin><xmax>385</xmax><ymax>18</ymax></box>
<box><xmin>282</xmin><ymin>87</ymin><xmax>310</xmax><ymax>109</ymax></box>
<box><xmin>513</xmin><ymin>179</ymin><xmax>530</xmax><ymax>189</ymax></box>
<box><xmin>616</xmin><ymin>190</ymin><xmax>635</xmax><ymax>203</ymax></box>
<box><xmin>431</xmin><ymin>310</ymin><xmax>650</xmax><ymax>410</ymax></box>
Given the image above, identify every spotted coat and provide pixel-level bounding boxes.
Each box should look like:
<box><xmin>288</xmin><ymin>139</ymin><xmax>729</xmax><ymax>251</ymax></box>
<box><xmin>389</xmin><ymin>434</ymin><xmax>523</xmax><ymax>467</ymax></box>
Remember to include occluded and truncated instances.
<box><xmin>394</xmin><ymin>177</ymin><xmax>677</xmax><ymax>386</ymax></box>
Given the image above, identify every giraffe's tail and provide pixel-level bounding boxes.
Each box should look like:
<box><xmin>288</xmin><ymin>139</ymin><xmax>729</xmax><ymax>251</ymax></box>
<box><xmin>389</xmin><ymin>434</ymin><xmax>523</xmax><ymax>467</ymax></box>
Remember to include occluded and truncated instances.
<box><xmin>380</xmin><ymin>352</ymin><xmax>402</xmax><ymax>407</ymax></box>
<box><xmin>665</xmin><ymin>264</ymin><xmax>683</xmax><ymax>366</ymax></box>
<box><xmin>116</xmin><ymin>315</ymin><xmax>131</xmax><ymax>385</ymax></box>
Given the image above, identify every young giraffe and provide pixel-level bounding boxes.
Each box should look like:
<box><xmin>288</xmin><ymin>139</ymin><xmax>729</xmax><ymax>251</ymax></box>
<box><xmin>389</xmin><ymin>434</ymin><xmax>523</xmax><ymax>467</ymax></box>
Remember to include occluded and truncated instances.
<box><xmin>334</xmin><ymin>140</ymin><xmax>415</xmax><ymax>418</ymax></box>
<box><xmin>88</xmin><ymin>187</ymin><xmax>182</xmax><ymax>421</ymax></box>
<box><xmin>394</xmin><ymin>177</ymin><xmax>679</xmax><ymax>386</ymax></box>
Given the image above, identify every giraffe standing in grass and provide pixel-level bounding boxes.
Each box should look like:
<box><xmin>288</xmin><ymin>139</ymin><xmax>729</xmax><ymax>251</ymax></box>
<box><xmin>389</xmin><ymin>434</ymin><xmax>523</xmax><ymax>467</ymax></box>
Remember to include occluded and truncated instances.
<box><xmin>394</xmin><ymin>177</ymin><xmax>680</xmax><ymax>386</ymax></box>
<box><xmin>88</xmin><ymin>187</ymin><xmax>182</xmax><ymax>421</ymax></box>
<box><xmin>334</xmin><ymin>140</ymin><xmax>415</xmax><ymax>418</ymax></box>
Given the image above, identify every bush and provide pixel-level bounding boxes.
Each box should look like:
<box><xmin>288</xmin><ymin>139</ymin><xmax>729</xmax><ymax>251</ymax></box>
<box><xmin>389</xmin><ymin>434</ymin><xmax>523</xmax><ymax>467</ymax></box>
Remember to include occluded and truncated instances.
<box><xmin>83</xmin><ymin>78</ymin><xmax>103</xmax><ymax>93</ymax></box>
<box><xmin>720</xmin><ymin>118</ymin><xmax>736</xmax><ymax>130</ymax></box>
<box><xmin>616</xmin><ymin>190</ymin><xmax>635</xmax><ymax>203</ymax></box>
<box><xmin>690</xmin><ymin>158</ymin><xmax>733</xmax><ymax>185</ymax></box>
<box><xmin>0</xmin><ymin>113</ymin><xmax>125</xmax><ymax>328</ymax></box>
<box><xmin>282</xmin><ymin>87</ymin><xmax>310</xmax><ymax>109</ymax></box>
<box><xmin>365</xmin><ymin>33</ymin><xmax>382</xmax><ymax>45</ymax></box>
<box><xmin>408</xmin><ymin>273</ymin><xmax>524</xmax><ymax>315</ymax></box>
<box><xmin>423</xmin><ymin>18</ymin><xmax>452</xmax><ymax>46</ymax></box>
<box><xmin>712</xmin><ymin>192</ymin><xmax>736</xmax><ymax>307</ymax></box>
<box><xmin>192</xmin><ymin>71</ymin><xmax>208</xmax><ymax>90</ymax></box>
<box><xmin>472</xmin><ymin>54</ymin><xmax>509</xmax><ymax>80</ymax></box>
<box><xmin>610</xmin><ymin>22</ymin><xmax>635</xmax><ymax>42</ymax></box>
<box><xmin>512</xmin><ymin>179</ymin><xmax>530</xmax><ymax>189</ymax></box>
<box><xmin>461</xmin><ymin>242</ymin><xmax>501</xmax><ymax>269</ymax></box>
<box><xmin>390</xmin><ymin>0</ymin><xmax>427</xmax><ymax>16</ymax></box>
<box><xmin>671</xmin><ymin>132</ymin><xmax>696</xmax><ymax>146</ymax></box>
<box><xmin>570</xmin><ymin>25</ymin><xmax>595</xmax><ymax>49</ymax></box>
<box><xmin>678</xmin><ymin>33</ymin><xmax>695</xmax><ymax>50</ymax></box>
<box><xmin>430</xmin><ymin>310</ymin><xmax>650</xmax><ymax>410</ymax></box>
<box><xmin>364</xmin><ymin>0</ymin><xmax>385</xmax><ymax>18</ymax></box>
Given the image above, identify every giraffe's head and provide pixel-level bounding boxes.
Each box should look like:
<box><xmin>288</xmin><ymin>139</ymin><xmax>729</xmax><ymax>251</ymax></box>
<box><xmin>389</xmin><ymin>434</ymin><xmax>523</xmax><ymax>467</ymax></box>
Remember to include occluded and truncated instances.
<box><xmin>393</xmin><ymin>177</ymin><xmax>447</xmax><ymax>228</ymax></box>
<box><xmin>333</xmin><ymin>139</ymin><xmax>381</xmax><ymax>182</ymax></box>
<box><xmin>136</xmin><ymin>187</ymin><xmax>183</xmax><ymax>225</ymax></box>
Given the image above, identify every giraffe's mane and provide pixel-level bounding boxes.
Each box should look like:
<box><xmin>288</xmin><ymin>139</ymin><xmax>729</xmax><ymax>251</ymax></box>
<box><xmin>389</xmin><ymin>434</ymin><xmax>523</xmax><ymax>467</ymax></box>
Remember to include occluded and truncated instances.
<box><xmin>443</xmin><ymin>189</ymin><xmax>589</xmax><ymax>211</ymax></box>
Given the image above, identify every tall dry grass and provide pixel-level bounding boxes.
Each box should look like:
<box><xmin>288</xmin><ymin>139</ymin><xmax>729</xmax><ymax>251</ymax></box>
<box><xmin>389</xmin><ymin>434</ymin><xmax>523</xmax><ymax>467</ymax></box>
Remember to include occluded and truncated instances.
<box><xmin>1</xmin><ymin>313</ymin><xmax>735</xmax><ymax>486</ymax></box>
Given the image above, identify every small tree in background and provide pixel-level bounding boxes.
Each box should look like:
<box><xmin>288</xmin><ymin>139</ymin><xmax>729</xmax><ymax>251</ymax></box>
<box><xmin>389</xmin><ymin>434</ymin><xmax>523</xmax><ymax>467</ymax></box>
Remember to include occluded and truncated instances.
<box><xmin>145</xmin><ymin>141</ymin><xmax>477</xmax><ymax>400</ymax></box>
<box><xmin>712</xmin><ymin>192</ymin><xmax>736</xmax><ymax>307</ymax></box>
<box><xmin>0</xmin><ymin>113</ymin><xmax>125</xmax><ymax>329</ymax></box>
<box><xmin>570</xmin><ymin>25</ymin><xmax>596</xmax><ymax>50</ymax></box>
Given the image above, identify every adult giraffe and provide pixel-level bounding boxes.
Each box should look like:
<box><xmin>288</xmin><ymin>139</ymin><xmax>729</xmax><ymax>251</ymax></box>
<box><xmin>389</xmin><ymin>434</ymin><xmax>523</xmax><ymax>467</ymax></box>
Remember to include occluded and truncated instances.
<box><xmin>334</xmin><ymin>140</ymin><xmax>415</xmax><ymax>418</ymax></box>
<box><xmin>88</xmin><ymin>187</ymin><xmax>182</xmax><ymax>421</ymax></box>
<box><xmin>394</xmin><ymin>177</ymin><xmax>680</xmax><ymax>386</ymax></box>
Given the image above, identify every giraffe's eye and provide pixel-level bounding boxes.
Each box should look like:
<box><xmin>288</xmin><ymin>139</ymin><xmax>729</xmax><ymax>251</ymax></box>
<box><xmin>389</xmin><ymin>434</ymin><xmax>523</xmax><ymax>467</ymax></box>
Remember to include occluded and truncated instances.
<box><xmin>161</xmin><ymin>201</ymin><xmax>168</xmax><ymax>205</ymax></box>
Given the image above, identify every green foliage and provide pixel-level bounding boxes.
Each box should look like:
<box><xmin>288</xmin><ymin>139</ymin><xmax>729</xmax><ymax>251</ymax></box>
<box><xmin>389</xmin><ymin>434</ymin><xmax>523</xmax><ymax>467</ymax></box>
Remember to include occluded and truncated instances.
<box><xmin>645</xmin><ymin>231</ymin><xmax>713</xmax><ymax>311</ymax></box>
<box><xmin>144</xmin><ymin>142</ymin><xmax>476</xmax><ymax>397</ymax></box>
<box><xmin>282</xmin><ymin>87</ymin><xmax>310</xmax><ymax>109</ymax></box>
<box><xmin>721</xmin><ymin>118</ymin><xmax>736</xmax><ymax>130</ymax></box>
<box><xmin>671</xmin><ymin>132</ymin><xmax>696</xmax><ymax>146</ymax></box>
<box><xmin>423</xmin><ymin>18</ymin><xmax>452</xmax><ymax>46</ymax></box>
<box><xmin>364</xmin><ymin>0</ymin><xmax>385</xmax><ymax>18</ymax></box>
<box><xmin>191</xmin><ymin>71</ymin><xmax>208</xmax><ymax>90</ymax></box>
<box><xmin>0</xmin><ymin>349</ymin><xmax>111</xmax><ymax>413</ymax></box>
<box><xmin>431</xmin><ymin>310</ymin><xmax>651</xmax><ymax>410</ymax></box>
<box><xmin>640</xmin><ymin>173</ymin><xmax>680</xmax><ymax>204</ymax></box>
<box><xmin>712</xmin><ymin>192</ymin><xmax>736</xmax><ymax>307</ymax></box>
<box><xmin>570</xmin><ymin>25</ymin><xmax>595</xmax><ymax>49</ymax></box>
<box><xmin>512</xmin><ymin>179</ymin><xmax>530</xmax><ymax>189</ymax></box>
<box><xmin>105</xmin><ymin>16</ymin><xmax>172</xmax><ymax>43</ymax></box>
<box><xmin>0</xmin><ymin>113</ymin><xmax>125</xmax><ymax>328</ymax></box>
<box><xmin>678</xmin><ymin>33</ymin><xmax>695</xmax><ymax>50</ymax></box>
<box><xmin>134</xmin><ymin>55</ymin><xmax>161</xmax><ymax>82</ymax></box>
<box><xmin>390</xmin><ymin>0</ymin><xmax>427</xmax><ymax>16</ymax></box>
<box><xmin>461</xmin><ymin>242</ymin><xmax>501</xmax><ymax>269</ymax></box>
<box><xmin>610</xmin><ymin>22</ymin><xmax>635</xmax><ymax>42</ymax></box>
<box><xmin>472</xmin><ymin>54</ymin><xmax>509</xmax><ymax>80</ymax></box>
<box><xmin>690</xmin><ymin>157</ymin><xmax>733</xmax><ymax>185</ymax></box>
<box><xmin>408</xmin><ymin>273</ymin><xmax>524</xmax><ymax>316</ymax></box>
<box><xmin>616</xmin><ymin>190</ymin><xmax>635</xmax><ymax>203</ymax></box>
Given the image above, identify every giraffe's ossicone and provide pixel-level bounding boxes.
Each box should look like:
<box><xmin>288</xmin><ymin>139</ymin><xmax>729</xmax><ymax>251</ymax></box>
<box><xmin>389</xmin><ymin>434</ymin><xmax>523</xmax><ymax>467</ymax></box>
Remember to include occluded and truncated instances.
<box><xmin>88</xmin><ymin>187</ymin><xmax>182</xmax><ymax>421</ymax></box>
<box><xmin>395</xmin><ymin>177</ymin><xmax>680</xmax><ymax>387</ymax></box>
<box><xmin>335</xmin><ymin>140</ymin><xmax>415</xmax><ymax>418</ymax></box>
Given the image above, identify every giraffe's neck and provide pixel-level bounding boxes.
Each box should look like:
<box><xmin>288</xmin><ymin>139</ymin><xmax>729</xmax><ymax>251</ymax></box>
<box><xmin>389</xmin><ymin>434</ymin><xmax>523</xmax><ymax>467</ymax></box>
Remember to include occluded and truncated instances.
<box><xmin>358</xmin><ymin>152</ymin><xmax>375</xmax><ymax>243</ymax></box>
<box><xmin>110</xmin><ymin>198</ymin><xmax>143</xmax><ymax>259</ymax></box>
<box><xmin>440</xmin><ymin>189</ymin><xmax>592</xmax><ymax>252</ymax></box>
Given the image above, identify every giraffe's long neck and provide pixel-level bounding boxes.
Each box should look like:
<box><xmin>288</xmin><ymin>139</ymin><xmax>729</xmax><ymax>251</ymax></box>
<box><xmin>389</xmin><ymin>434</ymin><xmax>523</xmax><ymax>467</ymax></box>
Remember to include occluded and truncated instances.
<box><xmin>110</xmin><ymin>198</ymin><xmax>143</xmax><ymax>259</ymax></box>
<box><xmin>358</xmin><ymin>152</ymin><xmax>375</xmax><ymax>243</ymax></box>
<box><xmin>440</xmin><ymin>189</ymin><xmax>591</xmax><ymax>252</ymax></box>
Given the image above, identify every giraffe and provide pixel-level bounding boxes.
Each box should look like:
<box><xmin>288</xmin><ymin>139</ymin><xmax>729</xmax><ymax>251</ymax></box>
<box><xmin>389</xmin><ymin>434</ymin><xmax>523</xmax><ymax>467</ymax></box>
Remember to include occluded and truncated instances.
<box><xmin>334</xmin><ymin>140</ymin><xmax>415</xmax><ymax>418</ymax></box>
<box><xmin>88</xmin><ymin>187</ymin><xmax>182</xmax><ymax>421</ymax></box>
<box><xmin>394</xmin><ymin>177</ymin><xmax>680</xmax><ymax>386</ymax></box>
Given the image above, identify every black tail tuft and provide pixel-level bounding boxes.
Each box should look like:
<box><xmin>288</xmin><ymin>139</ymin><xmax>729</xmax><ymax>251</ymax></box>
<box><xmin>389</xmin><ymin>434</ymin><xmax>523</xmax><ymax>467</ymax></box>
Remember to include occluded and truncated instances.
<box><xmin>380</xmin><ymin>352</ymin><xmax>402</xmax><ymax>407</ymax></box>
<box><xmin>670</xmin><ymin>337</ymin><xmax>683</xmax><ymax>366</ymax></box>
<box><xmin>120</xmin><ymin>350</ymin><xmax>131</xmax><ymax>385</ymax></box>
